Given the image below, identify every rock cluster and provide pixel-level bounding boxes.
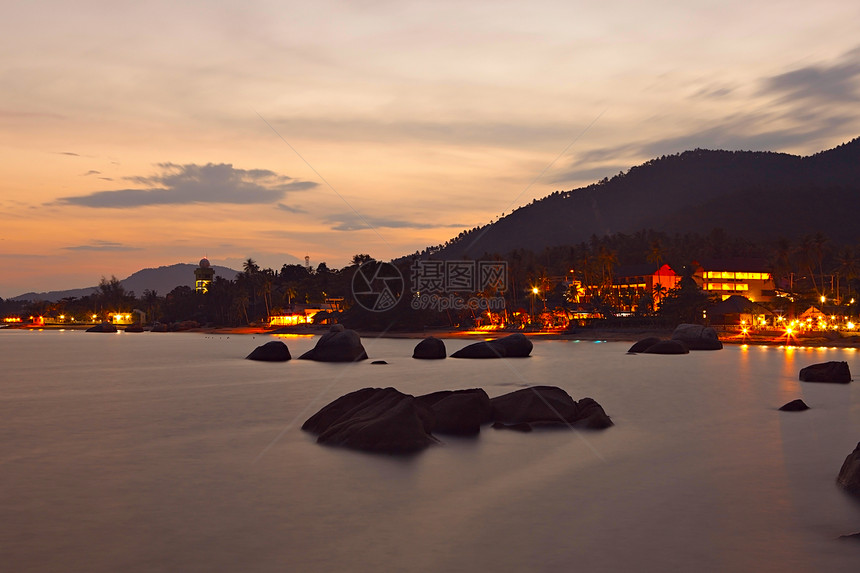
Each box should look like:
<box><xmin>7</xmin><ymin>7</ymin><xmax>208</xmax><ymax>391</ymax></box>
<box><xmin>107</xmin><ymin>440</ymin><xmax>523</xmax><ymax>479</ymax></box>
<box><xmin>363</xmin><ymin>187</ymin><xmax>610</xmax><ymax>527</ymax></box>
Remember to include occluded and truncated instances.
<box><xmin>302</xmin><ymin>385</ymin><xmax>612</xmax><ymax>454</ymax></box>
<box><xmin>627</xmin><ymin>324</ymin><xmax>723</xmax><ymax>354</ymax></box>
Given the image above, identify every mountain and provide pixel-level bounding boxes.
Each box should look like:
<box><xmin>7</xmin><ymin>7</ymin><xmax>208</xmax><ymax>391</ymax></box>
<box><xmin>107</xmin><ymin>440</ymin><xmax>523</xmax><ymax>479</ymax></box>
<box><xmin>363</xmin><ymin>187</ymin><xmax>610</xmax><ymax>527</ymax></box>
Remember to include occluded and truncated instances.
<box><xmin>431</xmin><ymin>137</ymin><xmax>860</xmax><ymax>259</ymax></box>
<box><xmin>11</xmin><ymin>263</ymin><xmax>240</xmax><ymax>302</ymax></box>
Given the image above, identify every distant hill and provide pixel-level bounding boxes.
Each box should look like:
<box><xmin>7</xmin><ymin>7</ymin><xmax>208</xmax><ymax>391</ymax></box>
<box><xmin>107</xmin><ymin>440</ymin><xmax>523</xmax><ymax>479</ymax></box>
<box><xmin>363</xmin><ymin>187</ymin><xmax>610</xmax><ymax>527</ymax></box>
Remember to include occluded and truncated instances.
<box><xmin>429</xmin><ymin>137</ymin><xmax>860</xmax><ymax>259</ymax></box>
<box><xmin>11</xmin><ymin>263</ymin><xmax>240</xmax><ymax>302</ymax></box>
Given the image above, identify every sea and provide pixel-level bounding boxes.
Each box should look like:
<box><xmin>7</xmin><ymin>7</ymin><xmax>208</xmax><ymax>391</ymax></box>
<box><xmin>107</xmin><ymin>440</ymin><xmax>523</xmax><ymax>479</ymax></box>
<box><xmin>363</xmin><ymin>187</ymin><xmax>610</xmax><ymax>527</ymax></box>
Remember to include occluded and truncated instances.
<box><xmin>1</xmin><ymin>329</ymin><xmax>859</xmax><ymax>572</ymax></box>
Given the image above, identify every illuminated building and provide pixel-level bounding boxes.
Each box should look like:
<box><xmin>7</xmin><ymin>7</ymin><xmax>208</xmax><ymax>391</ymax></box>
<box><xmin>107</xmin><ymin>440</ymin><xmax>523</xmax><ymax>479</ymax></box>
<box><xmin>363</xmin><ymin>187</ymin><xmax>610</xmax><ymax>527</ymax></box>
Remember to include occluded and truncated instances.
<box><xmin>693</xmin><ymin>258</ymin><xmax>775</xmax><ymax>302</ymax></box>
<box><xmin>194</xmin><ymin>258</ymin><xmax>215</xmax><ymax>293</ymax></box>
<box><xmin>268</xmin><ymin>305</ymin><xmax>324</xmax><ymax>326</ymax></box>
<box><xmin>611</xmin><ymin>263</ymin><xmax>681</xmax><ymax>311</ymax></box>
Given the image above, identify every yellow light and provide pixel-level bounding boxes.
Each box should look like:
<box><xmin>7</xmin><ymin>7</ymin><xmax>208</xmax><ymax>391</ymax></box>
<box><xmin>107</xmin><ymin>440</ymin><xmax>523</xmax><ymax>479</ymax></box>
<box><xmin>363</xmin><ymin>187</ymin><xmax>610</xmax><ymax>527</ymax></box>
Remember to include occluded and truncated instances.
<box><xmin>820</xmin><ymin>296</ymin><xmax>826</xmax><ymax>303</ymax></box>
<box><xmin>848</xmin><ymin>322</ymin><xmax>855</xmax><ymax>329</ymax></box>
<box><xmin>532</xmin><ymin>287</ymin><xmax>539</xmax><ymax>294</ymax></box>
<box><xmin>59</xmin><ymin>315</ymin><xmax>64</xmax><ymax>320</ymax></box>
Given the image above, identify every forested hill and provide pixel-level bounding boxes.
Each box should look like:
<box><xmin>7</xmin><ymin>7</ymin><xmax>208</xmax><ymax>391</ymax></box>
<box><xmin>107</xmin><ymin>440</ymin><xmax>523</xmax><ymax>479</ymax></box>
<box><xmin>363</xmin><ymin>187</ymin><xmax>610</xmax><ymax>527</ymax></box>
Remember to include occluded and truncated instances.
<box><xmin>426</xmin><ymin>137</ymin><xmax>860</xmax><ymax>259</ymax></box>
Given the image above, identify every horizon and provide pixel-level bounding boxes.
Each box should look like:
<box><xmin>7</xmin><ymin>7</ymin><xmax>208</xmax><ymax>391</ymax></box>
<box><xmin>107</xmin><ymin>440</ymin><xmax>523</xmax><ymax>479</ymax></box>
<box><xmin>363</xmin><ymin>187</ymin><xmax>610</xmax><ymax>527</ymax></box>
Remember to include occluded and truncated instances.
<box><xmin>3</xmin><ymin>1</ymin><xmax>860</xmax><ymax>298</ymax></box>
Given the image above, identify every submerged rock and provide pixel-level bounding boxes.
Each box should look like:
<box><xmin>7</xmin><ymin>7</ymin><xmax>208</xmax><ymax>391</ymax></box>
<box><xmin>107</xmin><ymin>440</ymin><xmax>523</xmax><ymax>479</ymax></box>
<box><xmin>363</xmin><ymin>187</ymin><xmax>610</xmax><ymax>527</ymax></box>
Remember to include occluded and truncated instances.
<box><xmin>298</xmin><ymin>325</ymin><xmax>368</xmax><ymax>362</ymax></box>
<box><xmin>778</xmin><ymin>399</ymin><xmax>810</xmax><ymax>411</ymax></box>
<box><xmin>451</xmin><ymin>333</ymin><xmax>533</xmax><ymax>359</ymax></box>
<box><xmin>642</xmin><ymin>340</ymin><xmax>689</xmax><ymax>355</ymax></box>
<box><xmin>627</xmin><ymin>337</ymin><xmax>662</xmax><ymax>353</ymax></box>
<box><xmin>671</xmin><ymin>323</ymin><xmax>723</xmax><ymax>350</ymax></box>
<box><xmin>412</xmin><ymin>337</ymin><xmax>447</xmax><ymax>359</ymax></box>
<box><xmin>246</xmin><ymin>340</ymin><xmax>291</xmax><ymax>362</ymax></box>
<box><xmin>837</xmin><ymin>442</ymin><xmax>860</xmax><ymax>495</ymax></box>
<box><xmin>86</xmin><ymin>322</ymin><xmax>117</xmax><ymax>333</ymax></box>
<box><xmin>302</xmin><ymin>387</ymin><xmax>437</xmax><ymax>454</ymax></box>
<box><xmin>799</xmin><ymin>361</ymin><xmax>851</xmax><ymax>383</ymax></box>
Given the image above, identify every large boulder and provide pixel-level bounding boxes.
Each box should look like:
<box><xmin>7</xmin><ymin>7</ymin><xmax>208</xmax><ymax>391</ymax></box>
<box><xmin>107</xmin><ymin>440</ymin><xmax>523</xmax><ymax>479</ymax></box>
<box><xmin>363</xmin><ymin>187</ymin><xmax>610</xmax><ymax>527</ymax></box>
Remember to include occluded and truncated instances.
<box><xmin>298</xmin><ymin>325</ymin><xmax>368</xmax><ymax>362</ymax></box>
<box><xmin>642</xmin><ymin>340</ymin><xmax>689</xmax><ymax>354</ymax></box>
<box><xmin>412</xmin><ymin>337</ymin><xmax>447</xmax><ymax>359</ymax></box>
<box><xmin>246</xmin><ymin>340</ymin><xmax>291</xmax><ymax>362</ymax></box>
<box><xmin>799</xmin><ymin>361</ymin><xmax>852</xmax><ymax>383</ymax></box>
<box><xmin>627</xmin><ymin>337</ymin><xmax>662</xmax><ymax>353</ymax></box>
<box><xmin>837</xmin><ymin>442</ymin><xmax>860</xmax><ymax>495</ymax></box>
<box><xmin>451</xmin><ymin>333</ymin><xmax>533</xmax><ymax>359</ymax></box>
<box><xmin>416</xmin><ymin>388</ymin><xmax>492</xmax><ymax>435</ymax></box>
<box><xmin>573</xmin><ymin>397</ymin><xmax>614</xmax><ymax>429</ymax></box>
<box><xmin>302</xmin><ymin>387</ymin><xmax>437</xmax><ymax>454</ymax></box>
<box><xmin>671</xmin><ymin>323</ymin><xmax>723</xmax><ymax>350</ymax></box>
<box><xmin>86</xmin><ymin>322</ymin><xmax>117</xmax><ymax>333</ymax></box>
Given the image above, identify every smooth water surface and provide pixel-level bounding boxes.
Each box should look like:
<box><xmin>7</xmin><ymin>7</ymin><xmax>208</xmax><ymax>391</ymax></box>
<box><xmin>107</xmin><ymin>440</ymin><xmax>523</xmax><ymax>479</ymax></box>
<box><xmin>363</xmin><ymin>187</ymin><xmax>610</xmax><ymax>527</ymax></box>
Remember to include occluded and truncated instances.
<box><xmin>2</xmin><ymin>330</ymin><xmax>859</xmax><ymax>572</ymax></box>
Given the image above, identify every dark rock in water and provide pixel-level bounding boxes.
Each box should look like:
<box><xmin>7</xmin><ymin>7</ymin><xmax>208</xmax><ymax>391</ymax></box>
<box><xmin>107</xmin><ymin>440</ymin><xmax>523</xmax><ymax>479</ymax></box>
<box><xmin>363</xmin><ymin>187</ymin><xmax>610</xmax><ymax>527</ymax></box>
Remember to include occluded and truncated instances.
<box><xmin>371</xmin><ymin>360</ymin><xmax>388</xmax><ymax>365</ymax></box>
<box><xmin>86</xmin><ymin>322</ymin><xmax>117</xmax><ymax>333</ymax></box>
<box><xmin>642</xmin><ymin>340</ymin><xmax>689</xmax><ymax>354</ymax></box>
<box><xmin>492</xmin><ymin>421</ymin><xmax>532</xmax><ymax>432</ymax></box>
<box><xmin>627</xmin><ymin>337</ymin><xmax>662</xmax><ymax>353</ymax></box>
<box><xmin>416</xmin><ymin>388</ymin><xmax>492</xmax><ymax>435</ymax></box>
<box><xmin>799</xmin><ymin>361</ymin><xmax>851</xmax><ymax>383</ymax></box>
<box><xmin>150</xmin><ymin>322</ymin><xmax>168</xmax><ymax>332</ymax></box>
<box><xmin>451</xmin><ymin>333</ymin><xmax>533</xmax><ymax>359</ymax></box>
<box><xmin>124</xmin><ymin>324</ymin><xmax>144</xmax><ymax>333</ymax></box>
<box><xmin>412</xmin><ymin>337</ymin><xmax>447</xmax><ymax>359</ymax></box>
<box><xmin>778</xmin><ymin>399</ymin><xmax>810</xmax><ymax>411</ymax></box>
<box><xmin>671</xmin><ymin>323</ymin><xmax>723</xmax><ymax>350</ymax></box>
<box><xmin>490</xmin><ymin>386</ymin><xmax>579</xmax><ymax>425</ymax></box>
<box><xmin>246</xmin><ymin>340</ymin><xmax>291</xmax><ymax>362</ymax></box>
<box><xmin>573</xmin><ymin>397</ymin><xmax>614</xmax><ymax>429</ymax></box>
<box><xmin>838</xmin><ymin>532</ymin><xmax>860</xmax><ymax>542</ymax></box>
<box><xmin>302</xmin><ymin>387</ymin><xmax>437</xmax><ymax>454</ymax></box>
<box><xmin>298</xmin><ymin>325</ymin><xmax>368</xmax><ymax>362</ymax></box>
<box><xmin>837</xmin><ymin>442</ymin><xmax>860</xmax><ymax>495</ymax></box>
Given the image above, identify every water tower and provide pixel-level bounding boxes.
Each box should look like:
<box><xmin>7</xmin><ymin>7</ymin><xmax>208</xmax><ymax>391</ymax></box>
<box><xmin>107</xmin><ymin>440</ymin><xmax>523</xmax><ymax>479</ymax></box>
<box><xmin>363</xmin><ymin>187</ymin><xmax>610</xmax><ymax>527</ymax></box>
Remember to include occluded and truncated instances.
<box><xmin>194</xmin><ymin>258</ymin><xmax>215</xmax><ymax>293</ymax></box>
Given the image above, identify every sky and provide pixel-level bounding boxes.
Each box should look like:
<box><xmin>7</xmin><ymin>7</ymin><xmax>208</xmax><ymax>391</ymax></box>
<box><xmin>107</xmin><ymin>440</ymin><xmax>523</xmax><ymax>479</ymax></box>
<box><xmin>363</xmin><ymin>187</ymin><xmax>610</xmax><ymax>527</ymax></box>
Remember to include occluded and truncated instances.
<box><xmin>2</xmin><ymin>0</ymin><xmax>860</xmax><ymax>298</ymax></box>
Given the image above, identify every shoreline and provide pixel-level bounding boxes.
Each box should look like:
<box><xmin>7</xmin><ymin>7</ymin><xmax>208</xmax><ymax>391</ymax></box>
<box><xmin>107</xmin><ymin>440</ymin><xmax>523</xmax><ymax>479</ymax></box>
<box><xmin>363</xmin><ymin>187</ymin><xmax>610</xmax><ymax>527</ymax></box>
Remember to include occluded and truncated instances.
<box><xmin>7</xmin><ymin>323</ymin><xmax>860</xmax><ymax>348</ymax></box>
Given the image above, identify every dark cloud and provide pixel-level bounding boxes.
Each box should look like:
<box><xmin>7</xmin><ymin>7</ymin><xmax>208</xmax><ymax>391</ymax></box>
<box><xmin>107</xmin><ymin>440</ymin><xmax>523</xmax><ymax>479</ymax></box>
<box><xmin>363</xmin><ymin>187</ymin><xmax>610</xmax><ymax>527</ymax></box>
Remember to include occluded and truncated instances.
<box><xmin>63</xmin><ymin>241</ymin><xmax>139</xmax><ymax>252</ymax></box>
<box><xmin>760</xmin><ymin>46</ymin><xmax>860</xmax><ymax>104</ymax></box>
<box><xmin>58</xmin><ymin>151</ymin><xmax>80</xmax><ymax>156</ymax></box>
<box><xmin>325</xmin><ymin>212</ymin><xmax>467</xmax><ymax>232</ymax></box>
<box><xmin>56</xmin><ymin>163</ymin><xmax>318</xmax><ymax>208</ymax></box>
<box><xmin>276</xmin><ymin>203</ymin><xmax>307</xmax><ymax>214</ymax></box>
<box><xmin>82</xmin><ymin>170</ymin><xmax>101</xmax><ymax>176</ymax></box>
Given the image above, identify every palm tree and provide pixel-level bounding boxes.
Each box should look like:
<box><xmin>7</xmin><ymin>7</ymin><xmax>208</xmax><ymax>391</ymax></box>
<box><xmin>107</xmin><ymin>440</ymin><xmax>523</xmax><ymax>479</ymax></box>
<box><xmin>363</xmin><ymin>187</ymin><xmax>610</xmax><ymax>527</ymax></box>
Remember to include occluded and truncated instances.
<box><xmin>834</xmin><ymin>246</ymin><xmax>858</xmax><ymax>303</ymax></box>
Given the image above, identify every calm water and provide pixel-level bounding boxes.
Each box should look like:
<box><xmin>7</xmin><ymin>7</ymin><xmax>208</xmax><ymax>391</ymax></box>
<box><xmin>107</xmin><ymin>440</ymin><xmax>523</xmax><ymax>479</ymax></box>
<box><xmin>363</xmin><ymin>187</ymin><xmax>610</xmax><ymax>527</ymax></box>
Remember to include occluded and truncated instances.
<box><xmin>2</xmin><ymin>330</ymin><xmax>859</xmax><ymax>572</ymax></box>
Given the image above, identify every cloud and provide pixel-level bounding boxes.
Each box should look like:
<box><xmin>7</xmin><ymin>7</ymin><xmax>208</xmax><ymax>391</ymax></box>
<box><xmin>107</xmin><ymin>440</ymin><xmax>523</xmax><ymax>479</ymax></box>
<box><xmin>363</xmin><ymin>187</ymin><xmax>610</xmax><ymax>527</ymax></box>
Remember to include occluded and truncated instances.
<box><xmin>63</xmin><ymin>241</ymin><xmax>140</xmax><ymax>251</ymax></box>
<box><xmin>58</xmin><ymin>151</ymin><xmax>80</xmax><ymax>156</ymax></box>
<box><xmin>325</xmin><ymin>212</ymin><xmax>468</xmax><ymax>232</ymax></box>
<box><xmin>760</xmin><ymin>46</ymin><xmax>860</xmax><ymax>104</ymax></box>
<box><xmin>56</xmin><ymin>163</ymin><xmax>318</xmax><ymax>208</ymax></box>
<box><xmin>82</xmin><ymin>170</ymin><xmax>101</xmax><ymax>176</ymax></box>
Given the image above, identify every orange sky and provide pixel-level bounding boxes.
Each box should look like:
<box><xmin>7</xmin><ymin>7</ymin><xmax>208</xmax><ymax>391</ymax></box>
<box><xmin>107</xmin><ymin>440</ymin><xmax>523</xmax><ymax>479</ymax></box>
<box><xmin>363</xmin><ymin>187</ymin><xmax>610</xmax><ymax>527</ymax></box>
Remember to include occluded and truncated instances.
<box><xmin>2</xmin><ymin>1</ymin><xmax>860</xmax><ymax>297</ymax></box>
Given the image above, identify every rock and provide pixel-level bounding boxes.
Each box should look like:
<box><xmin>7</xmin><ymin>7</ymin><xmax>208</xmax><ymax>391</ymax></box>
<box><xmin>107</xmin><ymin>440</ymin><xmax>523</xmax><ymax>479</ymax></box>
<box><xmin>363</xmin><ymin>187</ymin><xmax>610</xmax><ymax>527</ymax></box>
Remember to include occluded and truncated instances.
<box><xmin>492</xmin><ymin>421</ymin><xmax>533</xmax><ymax>432</ymax></box>
<box><xmin>86</xmin><ymin>322</ymin><xmax>117</xmax><ymax>333</ymax></box>
<box><xmin>627</xmin><ymin>337</ymin><xmax>662</xmax><ymax>353</ymax></box>
<box><xmin>298</xmin><ymin>325</ymin><xmax>368</xmax><ymax>362</ymax></box>
<box><xmin>778</xmin><ymin>399</ymin><xmax>810</xmax><ymax>411</ymax></box>
<box><xmin>490</xmin><ymin>386</ymin><xmax>579</xmax><ymax>425</ymax></box>
<box><xmin>837</xmin><ymin>442</ymin><xmax>860</xmax><ymax>495</ymax></box>
<box><xmin>450</xmin><ymin>333</ymin><xmax>533</xmax><ymax>359</ymax></box>
<box><xmin>412</xmin><ymin>337</ymin><xmax>447</xmax><ymax>359</ymax></box>
<box><xmin>124</xmin><ymin>324</ymin><xmax>144</xmax><ymax>333</ymax></box>
<box><xmin>642</xmin><ymin>340</ymin><xmax>689</xmax><ymax>354</ymax></box>
<box><xmin>416</xmin><ymin>389</ymin><xmax>492</xmax><ymax>435</ymax></box>
<box><xmin>838</xmin><ymin>532</ymin><xmax>860</xmax><ymax>542</ymax></box>
<box><xmin>799</xmin><ymin>361</ymin><xmax>851</xmax><ymax>383</ymax></box>
<box><xmin>302</xmin><ymin>387</ymin><xmax>437</xmax><ymax>454</ymax></box>
<box><xmin>371</xmin><ymin>360</ymin><xmax>388</xmax><ymax>365</ymax></box>
<box><xmin>573</xmin><ymin>397</ymin><xmax>614</xmax><ymax>429</ymax></box>
<box><xmin>151</xmin><ymin>322</ymin><xmax>168</xmax><ymax>332</ymax></box>
<box><xmin>246</xmin><ymin>340</ymin><xmax>291</xmax><ymax>362</ymax></box>
<box><xmin>671</xmin><ymin>323</ymin><xmax>723</xmax><ymax>350</ymax></box>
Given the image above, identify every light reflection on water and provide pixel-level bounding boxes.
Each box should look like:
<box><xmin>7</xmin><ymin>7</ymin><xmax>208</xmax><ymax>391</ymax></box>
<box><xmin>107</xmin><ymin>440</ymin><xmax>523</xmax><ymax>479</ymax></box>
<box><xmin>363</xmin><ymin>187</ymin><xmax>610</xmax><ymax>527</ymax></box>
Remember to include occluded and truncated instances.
<box><xmin>1</xmin><ymin>330</ymin><xmax>859</xmax><ymax>573</ymax></box>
